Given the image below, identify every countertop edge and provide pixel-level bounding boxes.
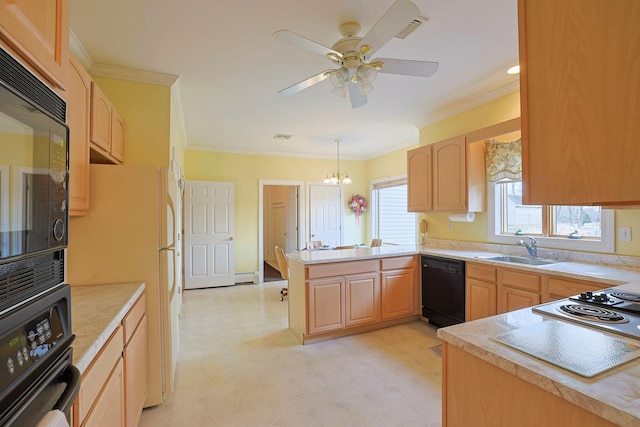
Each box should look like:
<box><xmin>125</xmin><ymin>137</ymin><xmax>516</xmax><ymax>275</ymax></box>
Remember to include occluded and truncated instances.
<box><xmin>71</xmin><ymin>283</ymin><xmax>145</xmax><ymax>374</ymax></box>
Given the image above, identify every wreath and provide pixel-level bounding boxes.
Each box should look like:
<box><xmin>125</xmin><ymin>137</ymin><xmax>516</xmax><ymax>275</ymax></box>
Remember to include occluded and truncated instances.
<box><xmin>348</xmin><ymin>194</ymin><xmax>367</xmax><ymax>224</ymax></box>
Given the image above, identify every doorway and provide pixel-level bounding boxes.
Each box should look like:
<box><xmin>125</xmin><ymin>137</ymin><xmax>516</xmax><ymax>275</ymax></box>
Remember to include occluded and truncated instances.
<box><xmin>259</xmin><ymin>181</ymin><xmax>304</xmax><ymax>283</ymax></box>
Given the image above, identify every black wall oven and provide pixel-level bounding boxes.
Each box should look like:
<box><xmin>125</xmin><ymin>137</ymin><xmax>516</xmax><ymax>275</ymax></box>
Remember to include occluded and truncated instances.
<box><xmin>0</xmin><ymin>47</ymin><xmax>78</xmax><ymax>426</ymax></box>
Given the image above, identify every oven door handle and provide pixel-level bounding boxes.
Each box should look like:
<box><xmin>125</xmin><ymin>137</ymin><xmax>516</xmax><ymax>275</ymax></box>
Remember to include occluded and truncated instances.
<box><xmin>54</xmin><ymin>364</ymin><xmax>81</xmax><ymax>413</ymax></box>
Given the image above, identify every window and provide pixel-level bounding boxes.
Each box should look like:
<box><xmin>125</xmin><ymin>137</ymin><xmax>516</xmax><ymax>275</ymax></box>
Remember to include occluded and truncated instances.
<box><xmin>489</xmin><ymin>181</ymin><xmax>614</xmax><ymax>252</ymax></box>
<box><xmin>371</xmin><ymin>177</ymin><xmax>416</xmax><ymax>246</ymax></box>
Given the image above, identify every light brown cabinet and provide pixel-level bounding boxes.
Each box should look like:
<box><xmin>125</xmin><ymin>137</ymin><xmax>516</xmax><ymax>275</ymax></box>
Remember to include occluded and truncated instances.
<box><xmin>289</xmin><ymin>255</ymin><xmax>420</xmax><ymax>343</ymax></box>
<box><xmin>465</xmin><ymin>263</ymin><xmax>498</xmax><ymax>321</ymax></box>
<box><xmin>497</xmin><ymin>269</ymin><xmax>541</xmax><ymax>314</ymax></box>
<box><xmin>74</xmin><ymin>295</ymin><xmax>146</xmax><ymax>427</ymax></box>
<box><xmin>518</xmin><ymin>0</ymin><xmax>640</xmax><ymax>206</ymax></box>
<box><xmin>345</xmin><ymin>273</ymin><xmax>380</xmax><ymax>327</ymax></box>
<box><xmin>542</xmin><ymin>276</ymin><xmax>603</xmax><ymax>303</ymax></box>
<box><xmin>442</xmin><ymin>343</ymin><xmax>616</xmax><ymax>427</ymax></box>
<box><xmin>90</xmin><ymin>81</ymin><xmax>125</xmax><ymax>164</ymax></box>
<box><xmin>0</xmin><ymin>0</ymin><xmax>69</xmax><ymax>89</ymax></box>
<box><xmin>123</xmin><ymin>296</ymin><xmax>147</xmax><ymax>427</ymax></box>
<box><xmin>308</xmin><ymin>277</ymin><xmax>345</xmax><ymax>334</ymax></box>
<box><xmin>407</xmin><ymin>136</ymin><xmax>484</xmax><ymax>213</ymax></box>
<box><xmin>407</xmin><ymin>146</ymin><xmax>432</xmax><ymax>211</ymax></box>
<box><xmin>68</xmin><ymin>56</ymin><xmax>92</xmax><ymax>216</ymax></box>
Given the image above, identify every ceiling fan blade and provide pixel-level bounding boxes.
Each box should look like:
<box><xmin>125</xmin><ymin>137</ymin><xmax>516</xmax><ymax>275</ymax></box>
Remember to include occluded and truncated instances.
<box><xmin>374</xmin><ymin>58</ymin><xmax>439</xmax><ymax>77</ymax></box>
<box><xmin>273</xmin><ymin>30</ymin><xmax>341</xmax><ymax>58</ymax></box>
<box><xmin>348</xmin><ymin>82</ymin><xmax>367</xmax><ymax>108</ymax></box>
<box><xmin>358</xmin><ymin>0</ymin><xmax>420</xmax><ymax>57</ymax></box>
<box><xmin>278</xmin><ymin>70</ymin><xmax>333</xmax><ymax>96</ymax></box>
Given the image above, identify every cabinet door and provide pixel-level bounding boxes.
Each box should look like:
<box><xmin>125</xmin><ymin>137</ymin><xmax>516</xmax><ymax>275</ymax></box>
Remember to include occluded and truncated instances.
<box><xmin>519</xmin><ymin>0</ymin><xmax>640</xmax><ymax>206</ymax></box>
<box><xmin>0</xmin><ymin>0</ymin><xmax>69</xmax><ymax>89</ymax></box>
<box><xmin>466</xmin><ymin>278</ymin><xmax>497</xmax><ymax>321</ymax></box>
<box><xmin>124</xmin><ymin>316</ymin><xmax>147</xmax><ymax>427</ymax></box>
<box><xmin>544</xmin><ymin>276</ymin><xmax>600</xmax><ymax>303</ymax></box>
<box><xmin>308</xmin><ymin>277</ymin><xmax>345</xmax><ymax>335</ymax></box>
<box><xmin>68</xmin><ymin>56</ymin><xmax>91</xmax><ymax>216</ymax></box>
<box><xmin>345</xmin><ymin>273</ymin><xmax>379</xmax><ymax>327</ymax></box>
<box><xmin>111</xmin><ymin>107</ymin><xmax>125</xmax><ymax>162</ymax></box>
<box><xmin>407</xmin><ymin>145</ymin><xmax>432</xmax><ymax>212</ymax></box>
<box><xmin>90</xmin><ymin>82</ymin><xmax>112</xmax><ymax>152</ymax></box>
<box><xmin>83</xmin><ymin>358</ymin><xmax>125</xmax><ymax>427</ymax></box>
<box><xmin>381</xmin><ymin>268</ymin><xmax>415</xmax><ymax>320</ymax></box>
<box><xmin>498</xmin><ymin>286</ymin><xmax>540</xmax><ymax>314</ymax></box>
<box><xmin>433</xmin><ymin>136</ymin><xmax>466</xmax><ymax>211</ymax></box>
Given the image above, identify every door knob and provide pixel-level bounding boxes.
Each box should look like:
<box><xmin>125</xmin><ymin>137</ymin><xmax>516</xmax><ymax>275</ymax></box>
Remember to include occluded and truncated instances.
<box><xmin>229</xmin><ymin>236</ymin><xmax>234</xmax><ymax>241</ymax></box>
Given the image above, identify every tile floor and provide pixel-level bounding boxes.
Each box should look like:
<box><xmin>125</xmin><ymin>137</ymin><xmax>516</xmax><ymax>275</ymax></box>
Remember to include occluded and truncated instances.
<box><xmin>139</xmin><ymin>280</ymin><xmax>443</xmax><ymax>427</ymax></box>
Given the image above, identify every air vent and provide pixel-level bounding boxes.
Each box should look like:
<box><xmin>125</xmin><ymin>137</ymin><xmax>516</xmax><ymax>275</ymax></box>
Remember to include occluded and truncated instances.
<box><xmin>0</xmin><ymin>48</ymin><xmax>66</xmax><ymax>122</ymax></box>
<box><xmin>273</xmin><ymin>134</ymin><xmax>293</xmax><ymax>140</ymax></box>
<box><xmin>395</xmin><ymin>16</ymin><xmax>428</xmax><ymax>40</ymax></box>
<box><xmin>0</xmin><ymin>251</ymin><xmax>65</xmax><ymax>313</ymax></box>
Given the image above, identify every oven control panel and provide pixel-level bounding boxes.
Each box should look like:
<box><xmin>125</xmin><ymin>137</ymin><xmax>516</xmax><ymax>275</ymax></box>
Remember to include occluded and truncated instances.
<box><xmin>0</xmin><ymin>306</ymin><xmax>64</xmax><ymax>390</ymax></box>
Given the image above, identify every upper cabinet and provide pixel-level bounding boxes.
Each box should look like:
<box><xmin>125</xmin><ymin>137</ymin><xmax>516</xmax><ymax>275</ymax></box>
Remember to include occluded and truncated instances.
<box><xmin>90</xmin><ymin>81</ymin><xmax>125</xmax><ymax>164</ymax></box>
<box><xmin>518</xmin><ymin>0</ymin><xmax>640</xmax><ymax>206</ymax></box>
<box><xmin>0</xmin><ymin>0</ymin><xmax>69</xmax><ymax>90</ymax></box>
<box><xmin>68</xmin><ymin>55</ymin><xmax>92</xmax><ymax>216</ymax></box>
<box><xmin>407</xmin><ymin>135</ymin><xmax>485</xmax><ymax>213</ymax></box>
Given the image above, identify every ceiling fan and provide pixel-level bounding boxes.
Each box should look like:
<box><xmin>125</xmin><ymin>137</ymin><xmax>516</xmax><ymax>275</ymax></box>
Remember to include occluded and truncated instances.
<box><xmin>273</xmin><ymin>0</ymin><xmax>439</xmax><ymax>108</ymax></box>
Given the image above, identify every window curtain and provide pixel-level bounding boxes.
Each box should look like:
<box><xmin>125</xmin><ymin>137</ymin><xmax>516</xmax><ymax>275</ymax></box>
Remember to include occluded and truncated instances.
<box><xmin>484</xmin><ymin>138</ymin><xmax>522</xmax><ymax>182</ymax></box>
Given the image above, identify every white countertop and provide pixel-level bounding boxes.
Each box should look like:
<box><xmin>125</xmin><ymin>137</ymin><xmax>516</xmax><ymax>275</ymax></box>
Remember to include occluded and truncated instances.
<box><xmin>437</xmin><ymin>282</ymin><xmax>640</xmax><ymax>426</ymax></box>
<box><xmin>71</xmin><ymin>282</ymin><xmax>145</xmax><ymax>374</ymax></box>
<box><xmin>287</xmin><ymin>245</ymin><xmax>420</xmax><ymax>264</ymax></box>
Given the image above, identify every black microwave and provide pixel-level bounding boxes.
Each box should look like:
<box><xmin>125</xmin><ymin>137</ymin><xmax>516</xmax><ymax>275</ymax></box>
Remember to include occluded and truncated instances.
<box><xmin>0</xmin><ymin>48</ymin><xmax>69</xmax><ymax>264</ymax></box>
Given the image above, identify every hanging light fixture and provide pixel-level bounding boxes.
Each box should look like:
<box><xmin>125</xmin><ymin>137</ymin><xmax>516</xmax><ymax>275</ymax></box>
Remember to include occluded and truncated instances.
<box><xmin>323</xmin><ymin>139</ymin><xmax>351</xmax><ymax>185</ymax></box>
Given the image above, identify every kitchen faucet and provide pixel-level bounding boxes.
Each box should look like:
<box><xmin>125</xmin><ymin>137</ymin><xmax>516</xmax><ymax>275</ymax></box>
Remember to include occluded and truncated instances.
<box><xmin>517</xmin><ymin>237</ymin><xmax>537</xmax><ymax>258</ymax></box>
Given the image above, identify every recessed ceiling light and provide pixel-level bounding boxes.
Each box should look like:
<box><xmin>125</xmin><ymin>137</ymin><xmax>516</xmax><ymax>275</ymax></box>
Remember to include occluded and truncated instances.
<box><xmin>273</xmin><ymin>134</ymin><xmax>293</xmax><ymax>140</ymax></box>
<box><xmin>507</xmin><ymin>65</ymin><xmax>520</xmax><ymax>75</ymax></box>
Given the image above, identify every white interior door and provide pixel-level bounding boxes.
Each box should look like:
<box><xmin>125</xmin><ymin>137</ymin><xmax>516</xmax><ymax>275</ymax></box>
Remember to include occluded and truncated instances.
<box><xmin>284</xmin><ymin>186</ymin><xmax>298</xmax><ymax>252</ymax></box>
<box><xmin>184</xmin><ymin>180</ymin><xmax>235</xmax><ymax>289</ymax></box>
<box><xmin>309</xmin><ymin>184</ymin><xmax>342</xmax><ymax>247</ymax></box>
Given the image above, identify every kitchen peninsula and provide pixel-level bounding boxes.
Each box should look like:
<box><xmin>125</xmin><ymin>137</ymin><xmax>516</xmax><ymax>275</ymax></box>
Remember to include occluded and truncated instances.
<box><xmin>438</xmin><ymin>282</ymin><xmax>640</xmax><ymax>427</ymax></box>
<box><xmin>287</xmin><ymin>246</ymin><xmax>421</xmax><ymax>343</ymax></box>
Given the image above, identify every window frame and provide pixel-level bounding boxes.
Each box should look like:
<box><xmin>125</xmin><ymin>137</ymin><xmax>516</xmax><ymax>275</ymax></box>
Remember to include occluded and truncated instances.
<box><xmin>487</xmin><ymin>181</ymin><xmax>614</xmax><ymax>253</ymax></box>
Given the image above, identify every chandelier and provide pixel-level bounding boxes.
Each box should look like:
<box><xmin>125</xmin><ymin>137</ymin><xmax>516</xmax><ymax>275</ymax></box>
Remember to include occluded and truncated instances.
<box><xmin>323</xmin><ymin>139</ymin><xmax>352</xmax><ymax>185</ymax></box>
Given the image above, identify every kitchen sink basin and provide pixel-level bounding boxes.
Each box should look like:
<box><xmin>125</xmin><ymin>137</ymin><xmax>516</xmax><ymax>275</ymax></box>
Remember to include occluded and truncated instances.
<box><xmin>477</xmin><ymin>255</ymin><xmax>558</xmax><ymax>266</ymax></box>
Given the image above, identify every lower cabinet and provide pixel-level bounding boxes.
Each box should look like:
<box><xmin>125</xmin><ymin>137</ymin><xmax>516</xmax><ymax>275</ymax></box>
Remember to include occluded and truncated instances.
<box><xmin>466</xmin><ymin>262</ymin><xmax>607</xmax><ymax>318</ymax></box>
<box><xmin>83</xmin><ymin>358</ymin><xmax>125</xmax><ymax>427</ymax></box>
<box><xmin>75</xmin><ymin>295</ymin><xmax>146</xmax><ymax>427</ymax></box>
<box><xmin>299</xmin><ymin>256</ymin><xmax>419</xmax><ymax>342</ymax></box>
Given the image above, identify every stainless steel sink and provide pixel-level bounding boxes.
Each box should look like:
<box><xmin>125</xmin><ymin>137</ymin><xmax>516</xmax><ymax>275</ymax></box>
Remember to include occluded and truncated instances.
<box><xmin>477</xmin><ymin>255</ymin><xmax>558</xmax><ymax>266</ymax></box>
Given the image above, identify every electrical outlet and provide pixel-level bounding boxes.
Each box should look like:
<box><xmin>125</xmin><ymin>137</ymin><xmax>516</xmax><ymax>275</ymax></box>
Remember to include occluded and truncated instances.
<box><xmin>448</xmin><ymin>222</ymin><xmax>453</xmax><ymax>232</ymax></box>
<box><xmin>619</xmin><ymin>226</ymin><xmax>632</xmax><ymax>242</ymax></box>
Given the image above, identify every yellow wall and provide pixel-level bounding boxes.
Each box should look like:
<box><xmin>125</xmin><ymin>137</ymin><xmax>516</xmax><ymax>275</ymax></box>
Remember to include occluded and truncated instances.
<box><xmin>185</xmin><ymin>151</ymin><xmax>368</xmax><ymax>273</ymax></box>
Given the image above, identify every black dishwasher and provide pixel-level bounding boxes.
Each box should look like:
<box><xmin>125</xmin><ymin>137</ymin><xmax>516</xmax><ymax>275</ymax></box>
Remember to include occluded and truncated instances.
<box><xmin>422</xmin><ymin>255</ymin><xmax>466</xmax><ymax>327</ymax></box>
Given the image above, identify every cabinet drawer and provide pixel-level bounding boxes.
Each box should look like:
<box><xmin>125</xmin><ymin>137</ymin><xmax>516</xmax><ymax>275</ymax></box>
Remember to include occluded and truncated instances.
<box><xmin>307</xmin><ymin>260</ymin><xmax>377</xmax><ymax>279</ymax></box>
<box><xmin>500</xmin><ymin>269</ymin><xmax>540</xmax><ymax>292</ymax></box>
<box><xmin>381</xmin><ymin>256</ymin><xmax>415</xmax><ymax>271</ymax></box>
<box><xmin>123</xmin><ymin>294</ymin><xmax>145</xmax><ymax>345</ymax></box>
<box><xmin>547</xmin><ymin>277</ymin><xmax>602</xmax><ymax>299</ymax></box>
<box><xmin>78</xmin><ymin>325</ymin><xmax>124</xmax><ymax>424</ymax></box>
<box><xmin>467</xmin><ymin>263</ymin><xmax>497</xmax><ymax>283</ymax></box>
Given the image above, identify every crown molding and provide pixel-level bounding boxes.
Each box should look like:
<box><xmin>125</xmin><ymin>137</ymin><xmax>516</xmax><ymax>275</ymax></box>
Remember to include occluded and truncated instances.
<box><xmin>170</xmin><ymin>78</ymin><xmax>188</xmax><ymax>148</ymax></box>
<box><xmin>88</xmin><ymin>63</ymin><xmax>178</xmax><ymax>86</ymax></box>
<box><xmin>69</xmin><ymin>29</ymin><xmax>93</xmax><ymax>71</ymax></box>
<box><xmin>416</xmin><ymin>78</ymin><xmax>520</xmax><ymax>130</ymax></box>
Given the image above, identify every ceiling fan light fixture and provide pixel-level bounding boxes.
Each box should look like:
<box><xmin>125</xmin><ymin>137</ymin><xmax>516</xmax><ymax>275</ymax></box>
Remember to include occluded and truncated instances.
<box><xmin>357</xmin><ymin>64</ymin><xmax>378</xmax><ymax>83</ymax></box>
<box><xmin>329</xmin><ymin>67</ymin><xmax>349</xmax><ymax>88</ymax></box>
<box><xmin>332</xmin><ymin>85</ymin><xmax>347</xmax><ymax>98</ymax></box>
<box><xmin>358</xmin><ymin>80</ymin><xmax>375</xmax><ymax>96</ymax></box>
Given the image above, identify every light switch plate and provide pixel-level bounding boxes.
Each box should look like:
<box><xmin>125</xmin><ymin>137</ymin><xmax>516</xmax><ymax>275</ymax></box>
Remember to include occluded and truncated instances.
<box><xmin>618</xmin><ymin>226</ymin><xmax>632</xmax><ymax>242</ymax></box>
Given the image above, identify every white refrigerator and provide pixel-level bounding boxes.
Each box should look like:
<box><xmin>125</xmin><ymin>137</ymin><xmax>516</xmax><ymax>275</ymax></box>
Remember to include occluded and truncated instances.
<box><xmin>67</xmin><ymin>164</ymin><xmax>181</xmax><ymax>407</ymax></box>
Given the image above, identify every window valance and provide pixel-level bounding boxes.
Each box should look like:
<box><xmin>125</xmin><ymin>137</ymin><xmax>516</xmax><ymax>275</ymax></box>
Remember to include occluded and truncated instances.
<box><xmin>484</xmin><ymin>138</ymin><xmax>522</xmax><ymax>182</ymax></box>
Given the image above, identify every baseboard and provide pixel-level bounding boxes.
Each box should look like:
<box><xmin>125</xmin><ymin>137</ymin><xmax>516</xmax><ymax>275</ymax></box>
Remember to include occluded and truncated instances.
<box><xmin>235</xmin><ymin>272</ymin><xmax>259</xmax><ymax>284</ymax></box>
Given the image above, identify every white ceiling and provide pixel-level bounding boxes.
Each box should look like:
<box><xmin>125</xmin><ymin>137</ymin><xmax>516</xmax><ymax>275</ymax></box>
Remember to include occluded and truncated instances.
<box><xmin>69</xmin><ymin>0</ymin><xmax>520</xmax><ymax>160</ymax></box>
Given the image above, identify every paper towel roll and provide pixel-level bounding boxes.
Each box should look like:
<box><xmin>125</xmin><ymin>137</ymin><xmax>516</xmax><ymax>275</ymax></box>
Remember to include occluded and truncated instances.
<box><xmin>448</xmin><ymin>212</ymin><xmax>475</xmax><ymax>222</ymax></box>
